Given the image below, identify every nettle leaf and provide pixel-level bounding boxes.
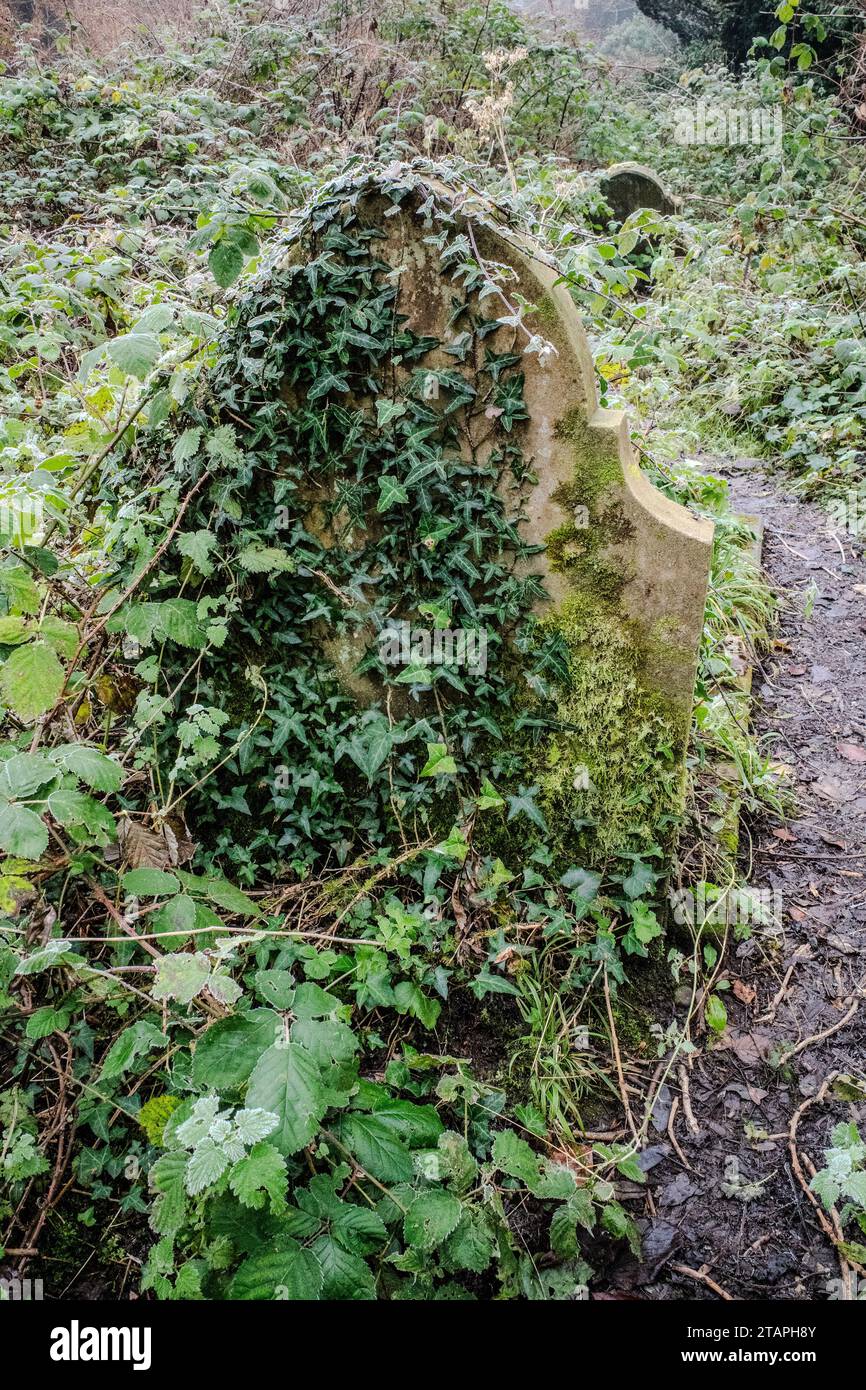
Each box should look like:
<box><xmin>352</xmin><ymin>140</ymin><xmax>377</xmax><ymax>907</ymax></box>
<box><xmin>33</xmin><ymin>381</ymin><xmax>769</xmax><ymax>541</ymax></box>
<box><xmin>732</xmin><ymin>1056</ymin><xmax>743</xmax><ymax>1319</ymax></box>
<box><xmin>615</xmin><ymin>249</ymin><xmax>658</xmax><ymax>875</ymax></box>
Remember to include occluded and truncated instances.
<box><xmin>441</xmin><ymin>1208</ymin><xmax>495</xmax><ymax>1273</ymax></box>
<box><xmin>39</xmin><ymin>616</ymin><xmax>78</xmax><ymax>659</ymax></box>
<box><xmin>310</xmin><ymin>1235</ymin><xmax>375</xmax><ymax>1301</ymax></box>
<box><xmin>52</xmin><ymin>744</ymin><xmax>123</xmax><ymax>793</ymax></box>
<box><xmin>336</xmin><ymin>1113</ymin><xmax>414</xmax><ymax>1184</ymax></box>
<box><xmin>209</xmin><ymin>239</ymin><xmax>245</xmax><ymax>289</ymax></box>
<box><xmin>185</xmin><ymin>1136</ymin><xmax>229</xmax><ymax>1195</ymax></box>
<box><xmin>192</xmin><ymin>1012</ymin><xmax>278</xmax><ymax>1089</ymax></box>
<box><xmin>149</xmin><ymin>1151</ymin><xmax>189</xmax><ymax>1235</ymax></box>
<box><xmin>122</xmin><ymin>868</ymin><xmax>180</xmax><ymax>896</ymax></box>
<box><xmin>492</xmin><ymin>1130</ymin><xmax>542</xmax><ymax>1188</ymax></box>
<box><xmin>246</xmin><ymin>1043</ymin><xmax>328</xmax><ymax>1155</ymax></box>
<box><xmin>0</xmin><ymin>615</ymin><xmax>29</xmax><ymax>644</ymax></box>
<box><xmin>403</xmin><ymin>1190</ymin><xmax>462</xmax><ymax>1251</ymax></box>
<box><xmin>230</xmin><ymin>1237</ymin><xmax>323</xmax><ymax>1301</ymax></box>
<box><xmin>0</xmin><ymin>565</ymin><xmax>41</xmax><ymax>614</ymax></box>
<box><xmin>172</xmin><ymin>427</ymin><xmax>202</xmax><ymax>464</ymax></box>
<box><xmin>107</xmin><ymin>331</ymin><xmax>162</xmax><ymax>380</ymax></box>
<box><xmin>47</xmin><ymin>790</ymin><xmax>115</xmax><ymax>841</ymax></box>
<box><xmin>291</xmin><ymin>982</ymin><xmax>341</xmax><ymax>1019</ymax></box>
<box><xmin>0</xmin><ymin>640</ymin><xmax>64</xmax><ymax>720</ymax></box>
<box><xmin>228</xmin><ymin>1141</ymin><xmax>287</xmax><ymax>1211</ymax></box>
<box><xmin>236</xmin><ymin>545</ymin><xmax>295</xmax><ymax>574</ymax></box>
<box><xmin>152</xmin><ymin>952</ymin><xmax>211</xmax><ymax>1004</ymax></box>
<box><xmin>26</xmin><ymin>1003</ymin><xmax>73</xmax><ymax>1039</ymax></box>
<box><xmin>199</xmin><ymin>875</ymin><xmax>261</xmax><ymax>918</ymax></box>
<box><xmin>0</xmin><ymin>803</ymin><xmax>48</xmax><ymax>860</ymax></box>
<box><xmin>254</xmin><ymin>968</ymin><xmax>295</xmax><ymax>1009</ymax></box>
<box><xmin>156</xmin><ymin>598</ymin><xmax>208</xmax><ymax>650</ymax></box>
<box><xmin>177</xmin><ymin>529</ymin><xmax>216</xmax><ymax>577</ymax></box>
<box><xmin>0</xmin><ymin>751</ymin><xmax>58</xmax><ymax>798</ymax></box>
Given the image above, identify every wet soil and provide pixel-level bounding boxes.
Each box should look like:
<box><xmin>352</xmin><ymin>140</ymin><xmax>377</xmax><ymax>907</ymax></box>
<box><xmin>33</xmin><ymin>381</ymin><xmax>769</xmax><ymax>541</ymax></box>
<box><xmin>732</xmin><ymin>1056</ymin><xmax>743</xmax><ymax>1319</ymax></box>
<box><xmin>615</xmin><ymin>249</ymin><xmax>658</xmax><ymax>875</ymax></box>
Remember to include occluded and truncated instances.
<box><xmin>621</xmin><ymin>458</ymin><xmax>866</xmax><ymax>1302</ymax></box>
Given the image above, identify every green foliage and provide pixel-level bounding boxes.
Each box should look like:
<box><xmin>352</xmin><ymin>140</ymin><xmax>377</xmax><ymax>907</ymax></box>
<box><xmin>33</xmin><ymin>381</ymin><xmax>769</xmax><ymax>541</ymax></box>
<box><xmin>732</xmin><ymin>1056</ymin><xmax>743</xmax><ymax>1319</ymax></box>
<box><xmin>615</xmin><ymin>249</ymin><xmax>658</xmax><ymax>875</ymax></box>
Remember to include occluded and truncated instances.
<box><xmin>1</xmin><ymin>0</ymin><xmax>855</xmax><ymax>1303</ymax></box>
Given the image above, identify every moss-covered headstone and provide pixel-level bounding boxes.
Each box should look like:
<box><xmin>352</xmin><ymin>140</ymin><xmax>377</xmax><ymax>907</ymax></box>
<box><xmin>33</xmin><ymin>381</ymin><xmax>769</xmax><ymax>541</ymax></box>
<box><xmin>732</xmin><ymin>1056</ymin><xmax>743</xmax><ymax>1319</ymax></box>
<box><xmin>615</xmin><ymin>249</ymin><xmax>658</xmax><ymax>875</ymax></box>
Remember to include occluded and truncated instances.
<box><xmin>121</xmin><ymin>166</ymin><xmax>712</xmax><ymax>875</ymax></box>
<box><xmin>596</xmin><ymin>162</ymin><xmax>680</xmax><ymax>225</ymax></box>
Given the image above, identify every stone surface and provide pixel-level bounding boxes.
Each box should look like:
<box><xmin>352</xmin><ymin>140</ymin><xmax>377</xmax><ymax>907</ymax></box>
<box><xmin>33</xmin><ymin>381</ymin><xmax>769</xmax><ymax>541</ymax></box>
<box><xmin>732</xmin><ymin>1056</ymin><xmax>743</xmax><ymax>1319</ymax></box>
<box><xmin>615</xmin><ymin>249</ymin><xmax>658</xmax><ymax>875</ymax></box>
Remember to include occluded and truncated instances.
<box><xmin>260</xmin><ymin>170</ymin><xmax>713</xmax><ymax>861</ymax></box>
<box><xmin>597</xmin><ymin>161</ymin><xmax>680</xmax><ymax>225</ymax></box>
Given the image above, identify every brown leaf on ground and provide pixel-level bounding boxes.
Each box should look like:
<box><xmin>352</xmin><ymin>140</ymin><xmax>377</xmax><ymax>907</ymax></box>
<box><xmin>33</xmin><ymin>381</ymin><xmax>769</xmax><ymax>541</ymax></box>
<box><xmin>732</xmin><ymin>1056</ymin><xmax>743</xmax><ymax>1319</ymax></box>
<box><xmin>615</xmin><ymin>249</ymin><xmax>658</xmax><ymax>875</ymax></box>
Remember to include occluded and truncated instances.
<box><xmin>733</xmin><ymin>979</ymin><xmax>756</xmax><ymax>1006</ymax></box>
<box><xmin>837</xmin><ymin>742</ymin><xmax>866</xmax><ymax>763</ymax></box>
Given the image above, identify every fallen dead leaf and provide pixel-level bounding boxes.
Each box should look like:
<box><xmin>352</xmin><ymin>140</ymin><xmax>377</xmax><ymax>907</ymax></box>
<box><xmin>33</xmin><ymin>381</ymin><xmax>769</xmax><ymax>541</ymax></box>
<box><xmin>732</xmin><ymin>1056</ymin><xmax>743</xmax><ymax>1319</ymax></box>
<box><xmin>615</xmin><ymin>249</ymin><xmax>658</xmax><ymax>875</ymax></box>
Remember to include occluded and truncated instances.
<box><xmin>837</xmin><ymin>742</ymin><xmax>866</xmax><ymax>763</ymax></box>
<box><xmin>771</xmin><ymin>827</ymin><xmax>796</xmax><ymax>842</ymax></box>
<box><xmin>733</xmin><ymin>979</ymin><xmax>756</xmax><ymax>1007</ymax></box>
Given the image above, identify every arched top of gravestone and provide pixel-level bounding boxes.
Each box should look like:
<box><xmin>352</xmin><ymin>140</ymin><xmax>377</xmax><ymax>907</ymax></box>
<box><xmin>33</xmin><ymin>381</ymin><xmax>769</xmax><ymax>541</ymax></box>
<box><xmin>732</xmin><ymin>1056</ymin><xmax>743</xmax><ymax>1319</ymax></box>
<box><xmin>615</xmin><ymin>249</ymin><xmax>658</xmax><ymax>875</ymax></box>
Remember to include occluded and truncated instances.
<box><xmin>256</xmin><ymin>164</ymin><xmax>712</xmax><ymax>721</ymax></box>
<box><xmin>597</xmin><ymin>162</ymin><xmax>680</xmax><ymax>225</ymax></box>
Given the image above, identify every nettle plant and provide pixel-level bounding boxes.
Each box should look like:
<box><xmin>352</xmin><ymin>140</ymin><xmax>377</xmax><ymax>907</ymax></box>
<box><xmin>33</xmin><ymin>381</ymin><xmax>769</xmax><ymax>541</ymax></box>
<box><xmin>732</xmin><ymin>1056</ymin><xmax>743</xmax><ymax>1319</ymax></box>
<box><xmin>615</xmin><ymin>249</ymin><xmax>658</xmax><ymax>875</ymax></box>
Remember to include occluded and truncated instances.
<box><xmin>140</xmin><ymin>990</ymin><xmax>642</xmax><ymax>1300</ymax></box>
<box><xmin>811</xmin><ymin>1122</ymin><xmax>866</xmax><ymax>1266</ymax></box>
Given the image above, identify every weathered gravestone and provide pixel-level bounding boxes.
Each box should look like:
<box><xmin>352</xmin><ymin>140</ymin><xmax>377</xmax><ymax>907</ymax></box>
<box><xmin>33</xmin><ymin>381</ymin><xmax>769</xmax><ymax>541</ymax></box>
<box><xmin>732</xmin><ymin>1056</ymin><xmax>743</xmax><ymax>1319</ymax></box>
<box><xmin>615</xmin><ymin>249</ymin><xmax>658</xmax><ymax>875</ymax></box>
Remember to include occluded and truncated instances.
<box><xmin>596</xmin><ymin>162</ymin><xmax>680</xmax><ymax>226</ymax></box>
<box><xmin>155</xmin><ymin>166</ymin><xmax>712</xmax><ymax>871</ymax></box>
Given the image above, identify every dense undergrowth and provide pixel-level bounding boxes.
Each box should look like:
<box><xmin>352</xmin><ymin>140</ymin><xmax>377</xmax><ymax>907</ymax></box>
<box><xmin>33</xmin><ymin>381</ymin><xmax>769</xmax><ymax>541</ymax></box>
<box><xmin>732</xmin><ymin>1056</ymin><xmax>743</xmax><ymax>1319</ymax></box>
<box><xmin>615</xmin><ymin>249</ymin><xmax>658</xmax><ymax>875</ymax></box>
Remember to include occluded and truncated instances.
<box><xmin>0</xmin><ymin>0</ymin><xmax>863</xmax><ymax>1300</ymax></box>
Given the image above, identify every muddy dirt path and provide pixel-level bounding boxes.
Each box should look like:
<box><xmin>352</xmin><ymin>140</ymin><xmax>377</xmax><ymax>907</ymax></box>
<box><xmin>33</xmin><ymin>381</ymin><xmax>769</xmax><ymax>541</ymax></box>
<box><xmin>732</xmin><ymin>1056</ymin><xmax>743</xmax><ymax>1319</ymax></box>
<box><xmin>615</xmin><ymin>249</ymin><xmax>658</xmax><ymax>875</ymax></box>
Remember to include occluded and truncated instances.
<box><xmin>627</xmin><ymin>458</ymin><xmax>866</xmax><ymax>1301</ymax></box>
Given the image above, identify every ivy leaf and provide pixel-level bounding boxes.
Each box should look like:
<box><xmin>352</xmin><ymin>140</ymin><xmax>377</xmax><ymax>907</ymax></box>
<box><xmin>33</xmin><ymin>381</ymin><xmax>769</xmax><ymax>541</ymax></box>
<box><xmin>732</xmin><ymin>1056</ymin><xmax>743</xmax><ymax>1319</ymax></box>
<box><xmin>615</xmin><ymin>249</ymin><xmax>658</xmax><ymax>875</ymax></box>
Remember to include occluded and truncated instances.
<box><xmin>622</xmin><ymin>859</ymin><xmax>656</xmax><ymax>899</ymax></box>
<box><xmin>420</xmin><ymin>742</ymin><xmax>457</xmax><ymax>777</ymax></box>
<box><xmin>152</xmin><ymin>952</ymin><xmax>211</xmax><ymax>1004</ymax></box>
<box><xmin>0</xmin><ymin>803</ymin><xmax>48</xmax><ymax>860</ymax></box>
<box><xmin>107</xmin><ymin>331</ymin><xmax>162</xmax><ymax>380</ymax></box>
<box><xmin>376</xmin><ymin>475</ymin><xmax>409</xmax><ymax>512</ymax></box>
<box><xmin>246</xmin><ymin>1043</ymin><xmax>328</xmax><ymax>1155</ymax></box>
<box><xmin>476</xmin><ymin>778</ymin><xmax>505</xmax><ymax>810</ymax></box>
<box><xmin>505</xmin><ymin>784</ymin><xmax>547</xmax><ymax>833</ymax></box>
<box><xmin>230</xmin><ymin>1237</ymin><xmax>323</xmax><ymax>1300</ymax></box>
<box><xmin>0</xmin><ymin>640</ymin><xmax>64</xmax><ymax>720</ymax></box>
<box><xmin>393</xmin><ymin>980</ymin><xmax>441</xmax><ymax>1029</ymax></box>
<box><xmin>345</xmin><ymin>723</ymin><xmax>392</xmax><ymax>781</ymax></box>
<box><xmin>100</xmin><ymin>1019</ymin><xmax>167</xmax><ymax>1080</ymax></box>
<box><xmin>375</xmin><ymin>399</ymin><xmax>407</xmax><ymax>426</ymax></box>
